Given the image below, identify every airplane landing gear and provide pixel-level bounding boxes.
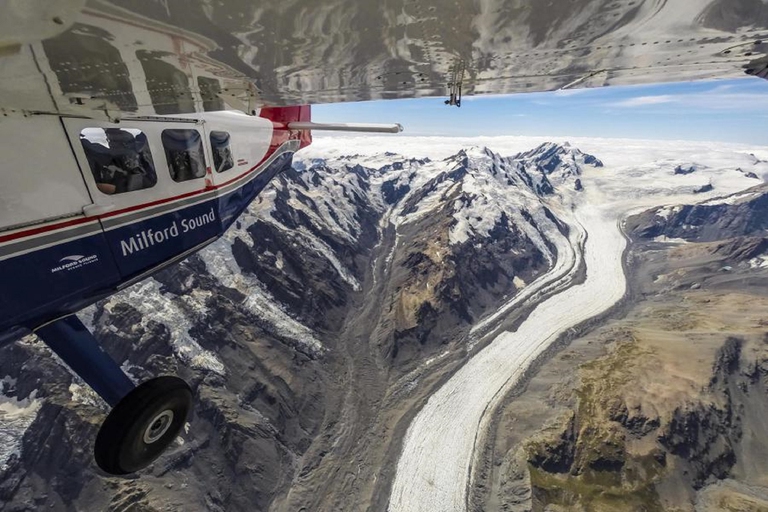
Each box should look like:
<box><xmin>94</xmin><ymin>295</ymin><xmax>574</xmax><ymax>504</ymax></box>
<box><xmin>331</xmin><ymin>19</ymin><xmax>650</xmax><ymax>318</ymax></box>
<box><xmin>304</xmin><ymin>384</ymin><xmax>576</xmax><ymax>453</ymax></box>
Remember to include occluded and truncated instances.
<box><xmin>95</xmin><ymin>376</ymin><xmax>191</xmax><ymax>474</ymax></box>
<box><xmin>35</xmin><ymin>316</ymin><xmax>192</xmax><ymax>475</ymax></box>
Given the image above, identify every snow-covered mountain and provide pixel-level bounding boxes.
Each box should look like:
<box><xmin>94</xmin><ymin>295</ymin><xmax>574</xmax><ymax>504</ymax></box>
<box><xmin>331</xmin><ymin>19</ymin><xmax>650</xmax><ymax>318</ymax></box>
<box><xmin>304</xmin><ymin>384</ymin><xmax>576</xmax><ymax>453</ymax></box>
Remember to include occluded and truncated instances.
<box><xmin>0</xmin><ymin>139</ymin><xmax>761</xmax><ymax>511</ymax></box>
<box><xmin>628</xmin><ymin>183</ymin><xmax>768</xmax><ymax>243</ymax></box>
<box><xmin>512</xmin><ymin>141</ymin><xmax>603</xmax><ymax>194</ymax></box>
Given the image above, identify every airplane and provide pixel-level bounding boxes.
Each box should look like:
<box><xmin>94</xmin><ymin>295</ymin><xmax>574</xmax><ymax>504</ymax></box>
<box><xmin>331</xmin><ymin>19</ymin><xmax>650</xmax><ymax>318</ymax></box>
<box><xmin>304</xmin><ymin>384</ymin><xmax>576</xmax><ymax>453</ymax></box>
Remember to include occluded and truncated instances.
<box><xmin>0</xmin><ymin>0</ymin><xmax>765</xmax><ymax>476</ymax></box>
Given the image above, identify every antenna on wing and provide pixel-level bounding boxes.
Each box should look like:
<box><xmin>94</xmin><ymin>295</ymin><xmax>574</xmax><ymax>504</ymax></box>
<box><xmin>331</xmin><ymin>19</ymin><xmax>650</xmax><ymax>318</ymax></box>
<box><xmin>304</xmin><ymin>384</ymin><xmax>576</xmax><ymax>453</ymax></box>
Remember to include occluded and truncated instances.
<box><xmin>445</xmin><ymin>60</ymin><xmax>466</xmax><ymax>107</ymax></box>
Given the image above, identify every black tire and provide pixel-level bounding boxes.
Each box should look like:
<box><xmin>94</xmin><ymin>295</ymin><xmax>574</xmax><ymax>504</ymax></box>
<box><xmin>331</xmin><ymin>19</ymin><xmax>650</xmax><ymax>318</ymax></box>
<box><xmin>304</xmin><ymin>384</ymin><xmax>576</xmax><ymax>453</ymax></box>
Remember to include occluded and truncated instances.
<box><xmin>94</xmin><ymin>376</ymin><xmax>192</xmax><ymax>475</ymax></box>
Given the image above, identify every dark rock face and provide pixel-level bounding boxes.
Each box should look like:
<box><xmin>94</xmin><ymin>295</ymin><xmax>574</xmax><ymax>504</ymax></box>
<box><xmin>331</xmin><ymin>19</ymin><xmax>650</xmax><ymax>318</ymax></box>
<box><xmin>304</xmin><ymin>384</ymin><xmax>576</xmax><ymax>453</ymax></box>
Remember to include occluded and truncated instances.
<box><xmin>657</xmin><ymin>404</ymin><xmax>738</xmax><ymax>488</ymax></box>
<box><xmin>528</xmin><ymin>414</ymin><xmax>576</xmax><ymax>474</ymax></box>
<box><xmin>710</xmin><ymin>236</ymin><xmax>768</xmax><ymax>261</ymax></box>
<box><xmin>627</xmin><ymin>185</ymin><xmax>768</xmax><ymax>243</ymax></box>
<box><xmin>737</xmin><ymin>167</ymin><xmax>761</xmax><ymax>180</ymax></box>
<box><xmin>389</xmin><ymin>205</ymin><xmax>548</xmax><ymax>362</ymax></box>
<box><xmin>658</xmin><ymin>338</ymin><xmax>747</xmax><ymax>489</ymax></box>
<box><xmin>607</xmin><ymin>400</ymin><xmax>661</xmax><ymax>437</ymax></box>
<box><xmin>674</xmin><ymin>164</ymin><xmax>698</xmax><ymax>175</ymax></box>
<box><xmin>237</xmin><ymin>220</ymin><xmax>350</xmax><ymax>328</ymax></box>
<box><xmin>710</xmin><ymin>337</ymin><xmax>744</xmax><ymax>384</ymax></box>
<box><xmin>381</xmin><ymin>178</ymin><xmax>411</xmax><ymax>205</ymax></box>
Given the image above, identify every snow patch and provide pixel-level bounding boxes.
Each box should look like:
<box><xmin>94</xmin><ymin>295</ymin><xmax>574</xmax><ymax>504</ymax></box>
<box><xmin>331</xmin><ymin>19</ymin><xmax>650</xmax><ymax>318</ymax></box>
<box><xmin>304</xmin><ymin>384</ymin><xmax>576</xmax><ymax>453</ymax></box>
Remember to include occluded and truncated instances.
<box><xmin>748</xmin><ymin>255</ymin><xmax>768</xmax><ymax>269</ymax></box>
<box><xmin>701</xmin><ymin>191</ymin><xmax>762</xmax><ymax>206</ymax></box>
<box><xmin>68</xmin><ymin>383</ymin><xmax>103</xmax><ymax>408</ymax></box>
<box><xmin>200</xmin><ymin>239</ymin><xmax>324</xmax><ymax>354</ymax></box>
<box><xmin>653</xmin><ymin>236</ymin><xmax>689</xmax><ymax>244</ymax></box>
<box><xmin>655</xmin><ymin>205</ymin><xmax>682</xmax><ymax>220</ymax></box>
<box><xmin>423</xmin><ymin>350</ymin><xmax>450</xmax><ymax>368</ymax></box>
<box><xmin>106</xmin><ymin>280</ymin><xmax>226</xmax><ymax>375</ymax></box>
<box><xmin>0</xmin><ymin>387</ymin><xmax>41</xmax><ymax>471</ymax></box>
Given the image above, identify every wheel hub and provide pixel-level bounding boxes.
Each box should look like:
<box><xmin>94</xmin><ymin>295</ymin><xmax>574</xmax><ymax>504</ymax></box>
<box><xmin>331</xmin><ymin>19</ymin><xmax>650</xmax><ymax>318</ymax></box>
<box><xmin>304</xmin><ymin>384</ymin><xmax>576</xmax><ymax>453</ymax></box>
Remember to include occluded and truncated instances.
<box><xmin>95</xmin><ymin>376</ymin><xmax>192</xmax><ymax>474</ymax></box>
<box><xmin>143</xmin><ymin>410</ymin><xmax>174</xmax><ymax>444</ymax></box>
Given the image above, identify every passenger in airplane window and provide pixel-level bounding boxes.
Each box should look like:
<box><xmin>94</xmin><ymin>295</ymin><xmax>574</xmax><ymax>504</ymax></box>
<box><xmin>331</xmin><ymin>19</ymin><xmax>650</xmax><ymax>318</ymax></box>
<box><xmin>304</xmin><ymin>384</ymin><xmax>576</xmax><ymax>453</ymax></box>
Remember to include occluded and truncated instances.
<box><xmin>162</xmin><ymin>129</ymin><xmax>207</xmax><ymax>183</ymax></box>
<box><xmin>96</xmin><ymin>180</ymin><xmax>117</xmax><ymax>195</ymax></box>
<box><xmin>210</xmin><ymin>131</ymin><xmax>234</xmax><ymax>173</ymax></box>
<box><xmin>98</xmin><ymin>159</ymin><xmax>123</xmax><ymax>194</ymax></box>
<box><xmin>169</xmin><ymin>150</ymin><xmax>193</xmax><ymax>181</ymax></box>
<box><xmin>134</xmin><ymin>132</ymin><xmax>155</xmax><ymax>171</ymax></box>
<box><xmin>80</xmin><ymin>137</ymin><xmax>117</xmax><ymax>194</ymax></box>
<box><xmin>80</xmin><ymin>128</ymin><xmax>157</xmax><ymax>195</ymax></box>
<box><xmin>120</xmin><ymin>152</ymin><xmax>157</xmax><ymax>192</ymax></box>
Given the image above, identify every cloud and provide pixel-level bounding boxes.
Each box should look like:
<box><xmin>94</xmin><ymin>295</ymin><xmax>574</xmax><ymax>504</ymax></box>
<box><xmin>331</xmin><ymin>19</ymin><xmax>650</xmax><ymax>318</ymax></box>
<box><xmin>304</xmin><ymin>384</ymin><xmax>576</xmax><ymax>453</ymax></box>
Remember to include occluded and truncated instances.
<box><xmin>685</xmin><ymin>92</ymin><xmax>768</xmax><ymax>110</ymax></box>
<box><xmin>606</xmin><ymin>81</ymin><xmax>768</xmax><ymax>111</ymax></box>
<box><xmin>552</xmin><ymin>88</ymin><xmax>593</xmax><ymax>97</ymax></box>
<box><xmin>461</xmin><ymin>93</ymin><xmax>524</xmax><ymax>102</ymax></box>
<box><xmin>709</xmin><ymin>84</ymin><xmax>736</xmax><ymax>94</ymax></box>
<box><xmin>612</xmin><ymin>95</ymin><xmax>677</xmax><ymax>107</ymax></box>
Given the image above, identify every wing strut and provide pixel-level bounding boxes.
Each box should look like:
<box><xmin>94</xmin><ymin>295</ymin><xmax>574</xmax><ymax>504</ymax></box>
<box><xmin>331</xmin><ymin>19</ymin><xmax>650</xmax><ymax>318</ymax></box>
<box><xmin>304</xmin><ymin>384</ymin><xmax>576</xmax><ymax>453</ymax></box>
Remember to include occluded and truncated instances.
<box><xmin>287</xmin><ymin>122</ymin><xmax>403</xmax><ymax>133</ymax></box>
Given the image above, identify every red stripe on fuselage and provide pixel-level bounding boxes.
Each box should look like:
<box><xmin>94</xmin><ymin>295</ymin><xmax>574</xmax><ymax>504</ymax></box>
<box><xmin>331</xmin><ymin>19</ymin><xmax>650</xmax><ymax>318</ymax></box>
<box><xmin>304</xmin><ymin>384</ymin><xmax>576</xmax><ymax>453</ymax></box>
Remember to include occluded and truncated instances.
<box><xmin>0</xmin><ymin>217</ymin><xmax>96</xmax><ymax>245</ymax></box>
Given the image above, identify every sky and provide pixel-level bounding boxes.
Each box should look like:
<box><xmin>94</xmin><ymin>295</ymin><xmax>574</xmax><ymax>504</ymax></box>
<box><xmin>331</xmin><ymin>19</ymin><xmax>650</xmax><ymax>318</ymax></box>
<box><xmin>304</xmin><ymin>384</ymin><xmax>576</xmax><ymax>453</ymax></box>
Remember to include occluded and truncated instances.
<box><xmin>313</xmin><ymin>78</ymin><xmax>768</xmax><ymax>145</ymax></box>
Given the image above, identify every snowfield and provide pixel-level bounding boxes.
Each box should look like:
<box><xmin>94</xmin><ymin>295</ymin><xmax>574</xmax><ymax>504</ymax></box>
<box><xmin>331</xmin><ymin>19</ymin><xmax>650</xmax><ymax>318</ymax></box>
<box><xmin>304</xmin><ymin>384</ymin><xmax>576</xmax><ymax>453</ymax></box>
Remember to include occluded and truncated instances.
<box><xmin>0</xmin><ymin>374</ymin><xmax>40</xmax><ymax>472</ymax></box>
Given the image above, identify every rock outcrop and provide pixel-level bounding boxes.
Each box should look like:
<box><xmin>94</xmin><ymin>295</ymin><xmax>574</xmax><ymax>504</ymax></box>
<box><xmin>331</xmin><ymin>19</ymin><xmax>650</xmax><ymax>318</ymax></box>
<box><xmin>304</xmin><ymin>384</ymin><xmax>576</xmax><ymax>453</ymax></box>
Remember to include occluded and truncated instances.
<box><xmin>627</xmin><ymin>184</ymin><xmax>768</xmax><ymax>242</ymax></box>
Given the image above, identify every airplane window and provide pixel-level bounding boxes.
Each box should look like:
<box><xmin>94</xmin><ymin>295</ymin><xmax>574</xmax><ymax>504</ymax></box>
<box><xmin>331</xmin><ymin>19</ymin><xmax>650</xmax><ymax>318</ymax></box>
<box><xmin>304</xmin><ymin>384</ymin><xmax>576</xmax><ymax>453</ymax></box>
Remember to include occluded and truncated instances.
<box><xmin>162</xmin><ymin>129</ymin><xmax>207</xmax><ymax>183</ymax></box>
<box><xmin>210</xmin><ymin>131</ymin><xmax>234</xmax><ymax>173</ymax></box>
<box><xmin>79</xmin><ymin>128</ymin><xmax>157</xmax><ymax>195</ymax></box>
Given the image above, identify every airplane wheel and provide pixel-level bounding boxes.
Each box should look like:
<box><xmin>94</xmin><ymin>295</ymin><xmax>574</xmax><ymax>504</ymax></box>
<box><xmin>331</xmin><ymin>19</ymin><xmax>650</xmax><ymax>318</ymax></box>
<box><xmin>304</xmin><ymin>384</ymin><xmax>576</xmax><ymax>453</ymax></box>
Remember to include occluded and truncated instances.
<box><xmin>94</xmin><ymin>376</ymin><xmax>192</xmax><ymax>475</ymax></box>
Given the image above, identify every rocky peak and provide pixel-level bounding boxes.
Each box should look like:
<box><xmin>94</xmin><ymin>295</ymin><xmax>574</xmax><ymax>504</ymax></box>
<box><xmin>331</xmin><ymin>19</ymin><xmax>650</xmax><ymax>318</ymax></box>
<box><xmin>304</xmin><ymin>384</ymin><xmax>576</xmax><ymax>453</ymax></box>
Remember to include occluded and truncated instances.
<box><xmin>437</xmin><ymin>146</ymin><xmax>552</xmax><ymax>197</ymax></box>
<box><xmin>376</xmin><ymin>157</ymin><xmax>430</xmax><ymax>175</ymax></box>
<box><xmin>674</xmin><ymin>163</ymin><xmax>701</xmax><ymax>175</ymax></box>
<box><xmin>514</xmin><ymin>141</ymin><xmax>603</xmax><ymax>174</ymax></box>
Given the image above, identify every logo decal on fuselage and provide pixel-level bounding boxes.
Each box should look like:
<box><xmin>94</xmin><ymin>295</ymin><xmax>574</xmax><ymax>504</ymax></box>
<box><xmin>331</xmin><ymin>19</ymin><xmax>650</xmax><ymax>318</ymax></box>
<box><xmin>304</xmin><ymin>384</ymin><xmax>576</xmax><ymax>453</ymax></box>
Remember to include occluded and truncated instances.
<box><xmin>119</xmin><ymin>207</ymin><xmax>217</xmax><ymax>257</ymax></box>
<box><xmin>51</xmin><ymin>254</ymin><xmax>99</xmax><ymax>273</ymax></box>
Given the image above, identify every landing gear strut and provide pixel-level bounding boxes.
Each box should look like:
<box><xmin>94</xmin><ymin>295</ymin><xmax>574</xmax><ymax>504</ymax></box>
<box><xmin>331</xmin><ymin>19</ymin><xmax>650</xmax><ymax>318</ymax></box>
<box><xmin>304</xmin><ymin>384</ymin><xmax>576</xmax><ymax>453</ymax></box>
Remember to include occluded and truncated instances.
<box><xmin>36</xmin><ymin>316</ymin><xmax>192</xmax><ymax>475</ymax></box>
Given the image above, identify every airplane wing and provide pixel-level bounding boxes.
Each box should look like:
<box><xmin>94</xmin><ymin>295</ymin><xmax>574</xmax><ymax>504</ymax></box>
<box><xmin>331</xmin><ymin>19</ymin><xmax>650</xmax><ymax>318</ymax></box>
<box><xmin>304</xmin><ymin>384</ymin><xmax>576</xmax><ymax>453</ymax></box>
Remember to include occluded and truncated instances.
<box><xmin>1</xmin><ymin>0</ymin><xmax>767</xmax><ymax>117</ymax></box>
